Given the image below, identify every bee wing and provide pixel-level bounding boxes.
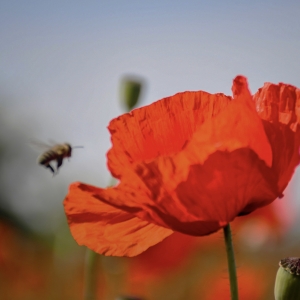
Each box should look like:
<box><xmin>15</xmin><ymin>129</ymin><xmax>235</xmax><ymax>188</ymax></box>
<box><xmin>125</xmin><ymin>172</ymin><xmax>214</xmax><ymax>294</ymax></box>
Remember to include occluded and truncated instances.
<box><xmin>47</xmin><ymin>139</ymin><xmax>58</xmax><ymax>146</ymax></box>
<box><xmin>29</xmin><ymin>139</ymin><xmax>54</xmax><ymax>152</ymax></box>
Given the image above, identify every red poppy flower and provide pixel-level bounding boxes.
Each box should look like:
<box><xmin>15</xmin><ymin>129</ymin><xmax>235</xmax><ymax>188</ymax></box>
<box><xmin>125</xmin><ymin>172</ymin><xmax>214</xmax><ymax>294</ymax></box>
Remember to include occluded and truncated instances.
<box><xmin>64</xmin><ymin>75</ymin><xmax>300</xmax><ymax>256</ymax></box>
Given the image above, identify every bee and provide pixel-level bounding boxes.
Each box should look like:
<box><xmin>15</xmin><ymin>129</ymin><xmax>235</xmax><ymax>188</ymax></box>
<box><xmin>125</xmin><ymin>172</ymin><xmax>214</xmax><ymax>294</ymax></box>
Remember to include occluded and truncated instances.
<box><xmin>37</xmin><ymin>143</ymin><xmax>83</xmax><ymax>175</ymax></box>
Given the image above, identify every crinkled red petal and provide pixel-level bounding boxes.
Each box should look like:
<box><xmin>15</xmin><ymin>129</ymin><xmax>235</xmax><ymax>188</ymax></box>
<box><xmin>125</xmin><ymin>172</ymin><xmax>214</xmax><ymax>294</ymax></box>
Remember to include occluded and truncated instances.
<box><xmin>107</xmin><ymin>91</ymin><xmax>231</xmax><ymax>178</ymax></box>
<box><xmin>254</xmin><ymin>82</ymin><xmax>300</xmax><ymax>192</ymax></box>
<box><xmin>96</xmin><ymin>148</ymin><xmax>278</xmax><ymax>236</ymax></box>
<box><xmin>63</xmin><ymin>182</ymin><xmax>173</xmax><ymax>257</ymax></box>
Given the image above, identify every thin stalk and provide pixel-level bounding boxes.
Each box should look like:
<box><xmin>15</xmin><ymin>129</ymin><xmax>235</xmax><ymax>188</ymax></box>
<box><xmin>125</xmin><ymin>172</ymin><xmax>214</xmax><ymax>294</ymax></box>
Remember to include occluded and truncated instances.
<box><xmin>223</xmin><ymin>223</ymin><xmax>239</xmax><ymax>300</ymax></box>
<box><xmin>84</xmin><ymin>248</ymin><xmax>99</xmax><ymax>300</ymax></box>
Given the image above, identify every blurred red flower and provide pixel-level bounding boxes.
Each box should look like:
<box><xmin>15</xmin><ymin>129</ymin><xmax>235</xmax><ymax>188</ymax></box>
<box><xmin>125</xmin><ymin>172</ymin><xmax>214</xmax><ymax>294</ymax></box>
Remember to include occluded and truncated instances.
<box><xmin>0</xmin><ymin>221</ymin><xmax>50</xmax><ymax>299</ymax></box>
<box><xmin>127</xmin><ymin>232</ymin><xmax>201</xmax><ymax>281</ymax></box>
<box><xmin>121</xmin><ymin>198</ymin><xmax>294</xmax><ymax>298</ymax></box>
<box><xmin>198</xmin><ymin>265</ymin><xmax>268</xmax><ymax>300</ymax></box>
<box><xmin>64</xmin><ymin>76</ymin><xmax>300</xmax><ymax>256</ymax></box>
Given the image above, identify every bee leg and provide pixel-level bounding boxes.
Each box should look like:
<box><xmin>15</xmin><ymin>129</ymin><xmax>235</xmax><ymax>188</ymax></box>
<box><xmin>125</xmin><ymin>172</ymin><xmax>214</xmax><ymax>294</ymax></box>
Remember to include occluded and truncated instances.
<box><xmin>46</xmin><ymin>164</ymin><xmax>55</xmax><ymax>174</ymax></box>
<box><xmin>56</xmin><ymin>156</ymin><xmax>63</xmax><ymax>172</ymax></box>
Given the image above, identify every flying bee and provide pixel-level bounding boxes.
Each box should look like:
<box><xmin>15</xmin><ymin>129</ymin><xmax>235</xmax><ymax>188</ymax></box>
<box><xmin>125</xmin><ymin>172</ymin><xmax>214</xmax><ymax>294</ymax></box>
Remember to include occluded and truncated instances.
<box><xmin>36</xmin><ymin>143</ymin><xmax>83</xmax><ymax>175</ymax></box>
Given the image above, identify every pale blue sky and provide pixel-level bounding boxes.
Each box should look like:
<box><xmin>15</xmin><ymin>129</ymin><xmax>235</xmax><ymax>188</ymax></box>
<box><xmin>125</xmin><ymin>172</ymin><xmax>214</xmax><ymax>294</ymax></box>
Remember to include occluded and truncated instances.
<box><xmin>0</xmin><ymin>1</ymin><xmax>299</xmax><ymax>231</ymax></box>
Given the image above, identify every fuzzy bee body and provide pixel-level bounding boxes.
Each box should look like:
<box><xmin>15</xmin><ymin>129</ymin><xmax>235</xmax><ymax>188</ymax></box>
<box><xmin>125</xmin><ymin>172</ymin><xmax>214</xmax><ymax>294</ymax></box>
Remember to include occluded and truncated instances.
<box><xmin>37</xmin><ymin>143</ymin><xmax>80</xmax><ymax>175</ymax></box>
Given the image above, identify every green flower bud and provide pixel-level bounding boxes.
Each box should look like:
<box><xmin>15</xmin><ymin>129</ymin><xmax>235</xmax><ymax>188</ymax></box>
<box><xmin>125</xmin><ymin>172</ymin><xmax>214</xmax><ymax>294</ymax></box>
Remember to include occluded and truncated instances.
<box><xmin>274</xmin><ymin>257</ymin><xmax>300</xmax><ymax>300</ymax></box>
<box><xmin>120</xmin><ymin>75</ymin><xmax>144</xmax><ymax>111</ymax></box>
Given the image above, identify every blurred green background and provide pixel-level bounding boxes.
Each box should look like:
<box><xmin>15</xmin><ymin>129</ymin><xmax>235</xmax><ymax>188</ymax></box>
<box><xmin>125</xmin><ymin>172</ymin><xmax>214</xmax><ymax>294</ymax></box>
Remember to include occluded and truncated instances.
<box><xmin>1</xmin><ymin>1</ymin><xmax>300</xmax><ymax>299</ymax></box>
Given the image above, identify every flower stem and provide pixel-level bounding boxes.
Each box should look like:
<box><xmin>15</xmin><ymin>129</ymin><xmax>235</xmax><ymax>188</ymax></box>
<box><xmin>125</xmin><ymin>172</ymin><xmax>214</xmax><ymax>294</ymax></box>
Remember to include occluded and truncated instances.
<box><xmin>84</xmin><ymin>248</ymin><xmax>99</xmax><ymax>300</ymax></box>
<box><xmin>223</xmin><ymin>223</ymin><xmax>239</xmax><ymax>300</ymax></box>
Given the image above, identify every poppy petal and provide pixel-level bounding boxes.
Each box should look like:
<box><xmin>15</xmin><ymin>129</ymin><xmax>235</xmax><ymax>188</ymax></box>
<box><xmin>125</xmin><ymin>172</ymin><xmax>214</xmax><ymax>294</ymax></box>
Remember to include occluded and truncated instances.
<box><xmin>97</xmin><ymin>149</ymin><xmax>277</xmax><ymax>236</ymax></box>
<box><xmin>63</xmin><ymin>182</ymin><xmax>173</xmax><ymax>257</ymax></box>
<box><xmin>254</xmin><ymin>83</ymin><xmax>300</xmax><ymax>192</ymax></box>
<box><xmin>107</xmin><ymin>91</ymin><xmax>231</xmax><ymax>178</ymax></box>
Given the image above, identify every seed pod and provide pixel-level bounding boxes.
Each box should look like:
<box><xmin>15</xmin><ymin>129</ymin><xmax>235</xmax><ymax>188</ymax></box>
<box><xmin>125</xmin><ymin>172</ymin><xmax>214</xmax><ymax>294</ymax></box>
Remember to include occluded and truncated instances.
<box><xmin>274</xmin><ymin>257</ymin><xmax>300</xmax><ymax>300</ymax></box>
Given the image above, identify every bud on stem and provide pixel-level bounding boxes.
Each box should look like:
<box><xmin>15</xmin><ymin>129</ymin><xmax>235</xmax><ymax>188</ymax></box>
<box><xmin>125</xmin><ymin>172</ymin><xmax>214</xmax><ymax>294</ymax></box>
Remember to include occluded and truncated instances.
<box><xmin>120</xmin><ymin>75</ymin><xmax>144</xmax><ymax>111</ymax></box>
